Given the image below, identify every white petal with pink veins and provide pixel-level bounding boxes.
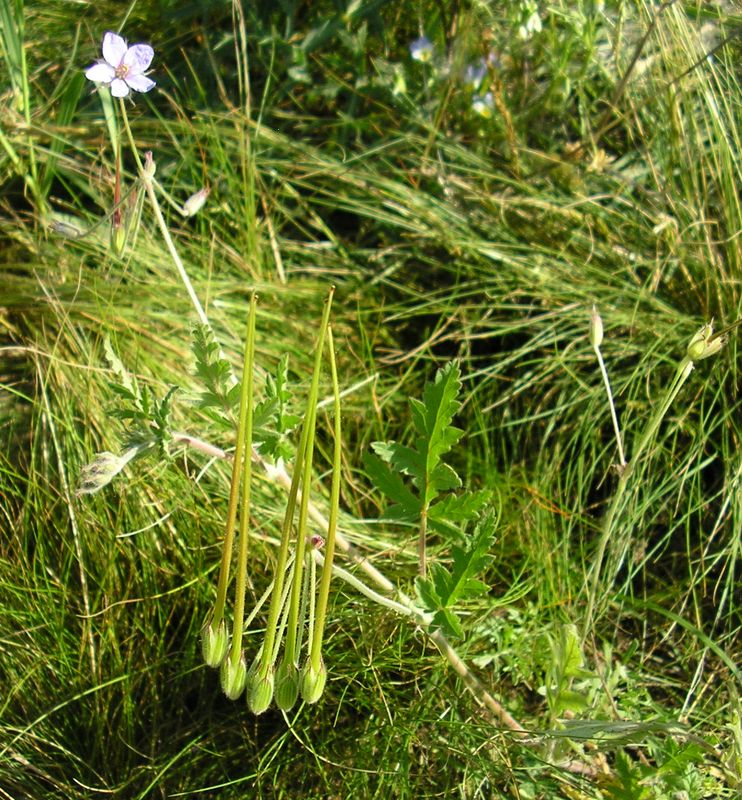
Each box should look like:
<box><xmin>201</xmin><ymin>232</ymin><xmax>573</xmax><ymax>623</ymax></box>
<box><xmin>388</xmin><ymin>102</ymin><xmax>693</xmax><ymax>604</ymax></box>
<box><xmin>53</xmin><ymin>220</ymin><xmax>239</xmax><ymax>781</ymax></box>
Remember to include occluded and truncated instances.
<box><xmin>125</xmin><ymin>74</ymin><xmax>156</xmax><ymax>93</ymax></box>
<box><xmin>110</xmin><ymin>78</ymin><xmax>130</xmax><ymax>97</ymax></box>
<box><xmin>102</xmin><ymin>31</ymin><xmax>127</xmax><ymax>67</ymax></box>
<box><xmin>123</xmin><ymin>44</ymin><xmax>154</xmax><ymax>75</ymax></box>
<box><xmin>85</xmin><ymin>62</ymin><xmax>115</xmax><ymax>83</ymax></box>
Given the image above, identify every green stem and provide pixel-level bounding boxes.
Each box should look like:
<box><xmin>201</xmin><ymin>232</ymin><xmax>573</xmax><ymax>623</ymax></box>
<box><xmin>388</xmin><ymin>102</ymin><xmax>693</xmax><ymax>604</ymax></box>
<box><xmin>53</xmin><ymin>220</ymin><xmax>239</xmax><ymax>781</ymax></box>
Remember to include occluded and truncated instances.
<box><xmin>118</xmin><ymin>98</ymin><xmax>209</xmax><ymax>327</ymax></box>
<box><xmin>211</xmin><ymin>296</ymin><xmax>256</xmax><ymax>628</ymax></box>
<box><xmin>583</xmin><ymin>356</ymin><xmax>694</xmax><ymax>637</ymax></box>
<box><xmin>419</xmin><ymin>498</ymin><xmax>429</xmax><ymax>578</ymax></box>
<box><xmin>283</xmin><ymin>290</ymin><xmax>334</xmax><ymax>666</ymax></box>
<box><xmin>594</xmin><ymin>345</ymin><xmax>626</xmax><ymax>468</ymax></box>
<box><xmin>309</xmin><ymin>325</ymin><xmax>342</xmax><ymax>672</ymax></box>
<box><xmin>229</xmin><ymin>293</ymin><xmax>257</xmax><ymax>662</ymax></box>
<box><xmin>257</xmin><ymin>288</ymin><xmax>334</xmax><ymax>676</ymax></box>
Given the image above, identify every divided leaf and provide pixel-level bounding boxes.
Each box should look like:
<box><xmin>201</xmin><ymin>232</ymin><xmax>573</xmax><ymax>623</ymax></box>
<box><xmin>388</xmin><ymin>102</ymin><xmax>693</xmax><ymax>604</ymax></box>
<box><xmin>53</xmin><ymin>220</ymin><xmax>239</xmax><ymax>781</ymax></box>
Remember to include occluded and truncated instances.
<box><xmin>253</xmin><ymin>354</ymin><xmax>301</xmax><ymax>462</ymax></box>
<box><xmin>415</xmin><ymin>513</ymin><xmax>496</xmax><ymax>639</ymax></box>
<box><xmin>367</xmin><ymin>361</ymin><xmax>469</xmax><ymax>521</ymax></box>
<box><xmin>192</xmin><ymin>323</ymin><xmax>239</xmax><ymax>421</ymax></box>
<box><xmin>364</xmin><ymin>452</ymin><xmax>421</xmax><ymax>522</ymax></box>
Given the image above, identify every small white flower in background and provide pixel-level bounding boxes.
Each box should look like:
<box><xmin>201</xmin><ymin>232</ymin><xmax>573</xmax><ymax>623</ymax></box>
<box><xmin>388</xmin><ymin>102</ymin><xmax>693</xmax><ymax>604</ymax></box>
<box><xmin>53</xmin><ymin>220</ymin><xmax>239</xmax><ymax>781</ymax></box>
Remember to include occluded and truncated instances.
<box><xmin>465</xmin><ymin>59</ymin><xmax>487</xmax><ymax>89</ymax></box>
<box><xmin>182</xmin><ymin>187</ymin><xmax>210</xmax><ymax>218</ymax></box>
<box><xmin>517</xmin><ymin>1</ymin><xmax>543</xmax><ymax>41</ymax></box>
<box><xmin>472</xmin><ymin>92</ymin><xmax>494</xmax><ymax>118</ymax></box>
<box><xmin>85</xmin><ymin>31</ymin><xmax>156</xmax><ymax>98</ymax></box>
<box><xmin>410</xmin><ymin>35</ymin><xmax>434</xmax><ymax>63</ymax></box>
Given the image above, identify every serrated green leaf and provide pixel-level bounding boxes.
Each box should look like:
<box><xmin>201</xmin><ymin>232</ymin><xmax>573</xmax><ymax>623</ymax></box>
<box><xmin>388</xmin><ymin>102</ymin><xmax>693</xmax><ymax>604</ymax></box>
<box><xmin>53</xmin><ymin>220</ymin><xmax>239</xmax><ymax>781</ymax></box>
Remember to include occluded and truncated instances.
<box><xmin>252</xmin><ymin>355</ymin><xmax>300</xmax><ymax>460</ymax></box>
<box><xmin>364</xmin><ymin>452</ymin><xmax>420</xmax><ymax>520</ymax></box>
<box><xmin>371</xmin><ymin>441</ymin><xmax>424</xmax><ymax>482</ymax></box>
<box><xmin>428</xmin><ymin>462</ymin><xmax>461</xmax><ymax>494</ymax></box>
<box><xmin>191</xmin><ymin>324</ymin><xmax>235</xmax><ymax>420</ymax></box>
<box><xmin>414</xmin><ymin>513</ymin><xmax>496</xmax><ymax>638</ymax></box>
<box><xmin>429</xmin><ymin>562</ymin><xmax>451</xmax><ymax>603</ymax></box>
<box><xmin>437</xmin><ymin>518</ymin><xmax>494</xmax><ymax>606</ymax></box>
<box><xmin>416</xmin><ymin>361</ymin><xmax>462</xmax><ymax>454</ymax></box>
<box><xmin>428</xmin><ymin>490</ymin><xmax>490</xmax><ymax>523</ymax></box>
<box><xmin>431</xmin><ymin>609</ymin><xmax>464</xmax><ymax>639</ymax></box>
<box><xmin>415</xmin><ymin>574</ymin><xmax>441</xmax><ymax>612</ymax></box>
<box><xmin>367</xmin><ymin>361</ymin><xmax>466</xmax><ymax>531</ymax></box>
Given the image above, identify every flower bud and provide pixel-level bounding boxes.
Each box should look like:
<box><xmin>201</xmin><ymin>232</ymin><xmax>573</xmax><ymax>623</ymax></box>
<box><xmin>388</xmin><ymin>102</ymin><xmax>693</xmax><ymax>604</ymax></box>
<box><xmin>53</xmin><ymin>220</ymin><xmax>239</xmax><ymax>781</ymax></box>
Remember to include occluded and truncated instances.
<box><xmin>76</xmin><ymin>446</ymin><xmax>140</xmax><ymax>496</ymax></box>
<box><xmin>301</xmin><ymin>658</ymin><xmax>327</xmax><ymax>705</ymax></box>
<box><xmin>48</xmin><ymin>217</ymin><xmax>87</xmax><ymax>239</ymax></box>
<box><xmin>182</xmin><ymin>187</ymin><xmax>210</xmax><ymax>217</ymax></box>
<box><xmin>246</xmin><ymin>667</ymin><xmax>274</xmax><ymax>715</ymax></box>
<box><xmin>110</xmin><ymin>219</ymin><xmax>127</xmax><ymax>255</ymax></box>
<box><xmin>274</xmin><ymin>658</ymin><xmax>300</xmax><ymax>711</ymax></box>
<box><xmin>201</xmin><ymin>617</ymin><xmax>229</xmax><ymax>668</ymax></box>
<box><xmin>590</xmin><ymin>305</ymin><xmax>603</xmax><ymax>348</ymax></box>
<box><xmin>220</xmin><ymin>653</ymin><xmax>247</xmax><ymax>700</ymax></box>
<box><xmin>687</xmin><ymin>322</ymin><xmax>725</xmax><ymax>361</ymax></box>
<box><xmin>143</xmin><ymin>151</ymin><xmax>156</xmax><ymax>179</ymax></box>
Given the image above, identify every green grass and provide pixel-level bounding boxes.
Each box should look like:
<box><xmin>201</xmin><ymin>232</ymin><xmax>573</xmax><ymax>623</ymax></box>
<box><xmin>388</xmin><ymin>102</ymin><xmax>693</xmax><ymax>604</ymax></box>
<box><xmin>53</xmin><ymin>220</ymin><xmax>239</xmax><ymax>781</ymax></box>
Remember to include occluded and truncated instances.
<box><xmin>1</xmin><ymin>1</ymin><xmax>741</xmax><ymax>797</ymax></box>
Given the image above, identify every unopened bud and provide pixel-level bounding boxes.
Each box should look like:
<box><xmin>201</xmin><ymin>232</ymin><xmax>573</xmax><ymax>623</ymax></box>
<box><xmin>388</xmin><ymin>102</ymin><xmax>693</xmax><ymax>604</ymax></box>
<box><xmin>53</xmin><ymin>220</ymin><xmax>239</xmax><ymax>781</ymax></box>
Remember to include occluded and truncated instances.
<box><xmin>143</xmin><ymin>151</ymin><xmax>156</xmax><ymax>179</ymax></box>
<box><xmin>220</xmin><ymin>653</ymin><xmax>247</xmax><ymax>700</ymax></box>
<box><xmin>590</xmin><ymin>305</ymin><xmax>603</xmax><ymax>348</ymax></box>
<box><xmin>201</xmin><ymin>617</ymin><xmax>229</xmax><ymax>668</ymax></box>
<box><xmin>246</xmin><ymin>667</ymin><xmax>274</xmax><ymax>714</ymax></box>
<box><xmin>301</xmin><ymin>658</ymin><xmax>327</xmax><ymax>704</ymax></box>
<box><xmin>687</xmin><ymin>322</ymin><xmax>725</xmax><ymax>361</ymax></box>
<box><xmin>110</xmin><ymin>219</ymin><xmax>127</xmax><ymax>255</ymax></box>
<box><xmin>274</xmin><ymin>658</ymin><xmax>300</xmax><ymax>711</ymax></box>
<box><xmin>48</xmin><ymin>217</ymin><xmax>87</xmax><ymax>239</ymax></box>
<box><xmin>182</xmin><ymin>187</ymin><xmax>210</xmax><ymax>217</ymax></box>
<box><xmin>76</xmin><ymin>446</ymin><xmax>140</xmax><ymax>496</ymax></box>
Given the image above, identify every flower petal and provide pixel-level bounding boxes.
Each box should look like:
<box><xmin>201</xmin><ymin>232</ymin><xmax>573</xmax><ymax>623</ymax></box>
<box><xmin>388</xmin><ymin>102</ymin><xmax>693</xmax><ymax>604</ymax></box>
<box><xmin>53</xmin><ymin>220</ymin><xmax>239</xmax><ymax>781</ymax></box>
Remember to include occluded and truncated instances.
<box><xmin>125</xmin><ymin>74</ymin><xmax>156</xmax><ymax>94</ymax></box>
<box><xmin>109</xmin><ymin>78</ymin><xmax>130</xmax><ymax>98</ymax></box>
<box><xmin>85</xmin><ymin>62</ymin><xmax>115</xmax><ymax>83</ymax></box>
<box><xmin>102</xmin><ymin>31</ymin><xmax>127</xmax><ymax>67</ymax></box>
<box><xmin>123</xmin><ymin>44</ymin><xmax>154</xmax><ymax>75</ymax></box>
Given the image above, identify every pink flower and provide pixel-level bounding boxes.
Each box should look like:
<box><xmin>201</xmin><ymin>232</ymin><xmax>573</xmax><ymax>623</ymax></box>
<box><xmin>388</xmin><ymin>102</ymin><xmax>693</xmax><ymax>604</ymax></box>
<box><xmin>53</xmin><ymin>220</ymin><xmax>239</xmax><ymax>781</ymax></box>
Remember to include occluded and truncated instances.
<box><xmin>85</xmin><ymin>31</ymin><xmax>156</xmax><ymax>98</ymax></box>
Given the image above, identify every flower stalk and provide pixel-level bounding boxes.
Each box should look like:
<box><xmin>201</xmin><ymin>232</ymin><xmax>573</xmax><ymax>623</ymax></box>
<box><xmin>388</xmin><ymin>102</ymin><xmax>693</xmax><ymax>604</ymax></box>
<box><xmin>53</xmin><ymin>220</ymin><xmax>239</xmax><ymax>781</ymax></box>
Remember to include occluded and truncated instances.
<box><xmin>590</xmin><ymin>305</ymin><xmax>626</xmax><ymax>470</ymax></box>
<box><xmin>303</xmin><ymin>325</ymin><xmax>342</xmax><ymax>701</ymax></box>
<box><xmin>583</xmin><ymin>321</ymin><xmax>725</xmax><ymax>637</ymax></box>
<box><xmin>282</xmin><ymin>290</ymin><xmax>334</xmax><ymax>672</ymax></box>
<box><xmin>248</xmin><ymin>288</ymin><xmax>334</xmax><ymax>708</ymax></box>
<box><xmin>219</xmin><ymin>292</ymin><xmax>257</xmax><ymax>696</ymax></box>
<box><xmin>202</xmin><ymin>293</ymin><xmax>257</xmax><ymax>666</ymax></box>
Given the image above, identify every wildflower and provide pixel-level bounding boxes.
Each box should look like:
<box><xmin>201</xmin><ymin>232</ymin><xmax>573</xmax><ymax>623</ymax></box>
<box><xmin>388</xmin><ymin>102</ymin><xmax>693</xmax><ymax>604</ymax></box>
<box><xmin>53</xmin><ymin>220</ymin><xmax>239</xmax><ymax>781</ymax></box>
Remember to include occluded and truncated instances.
<box><xmin>588</xmin><ymin>148</ymin><xmax>614</xmax><ymax>173</ymax></box>
<box><xmin>410</xmin><ymin>35</ymin><xmax>434</xmax><ymax>63</ymax></box>
<box><xmin>85</xmin><ymin>31</ymin><xmax>156</xmax><ymax>98</ymax></box>
<box><xmin>517</xmin><ymin>2</ymin><xmax>543</xmax><ymax>41</ymax></box>
<box><xmin>472</xmin><ymin>92</ymin><xmax>494</xmax><ymax>118</ymax></box>
<box><xmin>465</xmin><ymin>58</ymin><xmax>487</xmax><ymax>89</ymax></box>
